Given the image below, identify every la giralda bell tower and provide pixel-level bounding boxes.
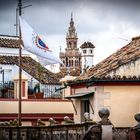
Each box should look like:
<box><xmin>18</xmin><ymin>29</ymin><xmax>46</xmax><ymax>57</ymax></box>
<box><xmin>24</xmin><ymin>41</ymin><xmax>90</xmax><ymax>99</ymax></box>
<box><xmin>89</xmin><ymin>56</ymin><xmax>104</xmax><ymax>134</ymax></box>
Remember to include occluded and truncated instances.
<box><xmin>59</xmin><ymin>13</ymin><xmax>81</xmax><ymax>76</ymax></box>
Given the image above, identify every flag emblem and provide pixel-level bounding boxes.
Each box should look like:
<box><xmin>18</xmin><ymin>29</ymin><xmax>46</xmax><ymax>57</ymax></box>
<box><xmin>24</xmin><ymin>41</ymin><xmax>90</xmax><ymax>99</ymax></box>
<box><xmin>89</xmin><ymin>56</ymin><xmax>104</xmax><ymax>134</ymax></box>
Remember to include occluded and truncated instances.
<box><xmin>35</xmin><ymin>35</ymin><xmax>51</xmax><ymax>52</ymax></box>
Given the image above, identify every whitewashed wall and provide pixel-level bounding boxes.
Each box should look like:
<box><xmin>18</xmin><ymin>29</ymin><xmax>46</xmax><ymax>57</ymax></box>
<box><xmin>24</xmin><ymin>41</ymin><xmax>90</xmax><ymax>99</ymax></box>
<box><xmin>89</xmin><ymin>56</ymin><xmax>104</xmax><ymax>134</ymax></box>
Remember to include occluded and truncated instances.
<box><xmin>81</xmin><ymin>48</ymin><xmax>94</xmax><ymax>71</ymax></box>
<box><xmin>0</xmin><ymin>45</ymin><xmax>38</xmax><ymax>85</ymax></box>
<box><xmin>0</xmin><ymin>47</ymin><xmax>30</xmax><ymax>56</ymax></box>
<box><xmin>108</xmin><ymin>58</ymin><xmax>140</xmax><ymax>77</ymax></box>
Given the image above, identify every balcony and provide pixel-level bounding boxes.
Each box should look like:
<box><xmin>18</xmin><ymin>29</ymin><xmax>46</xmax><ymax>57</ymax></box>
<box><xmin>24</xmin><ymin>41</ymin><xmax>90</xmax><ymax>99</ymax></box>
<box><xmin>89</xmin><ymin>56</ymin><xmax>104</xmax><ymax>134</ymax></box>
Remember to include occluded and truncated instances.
<box><xmin>0</xmin><ymin>81</ymin><xmax>14</xmax><ymax>98</ymax></box>
<box><xmin>0</xmin><ymin>81</ymin><xmax>62</xmax><ymax>99</ymax></box>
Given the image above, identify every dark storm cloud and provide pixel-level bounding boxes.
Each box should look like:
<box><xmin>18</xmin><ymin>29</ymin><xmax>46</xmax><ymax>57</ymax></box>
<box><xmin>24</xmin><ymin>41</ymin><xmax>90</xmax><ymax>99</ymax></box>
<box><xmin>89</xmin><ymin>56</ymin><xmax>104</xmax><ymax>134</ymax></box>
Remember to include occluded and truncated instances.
<box><xmin>0</xmin><ymin>0</ymin><xmax>140</xmax><ymax>36</ymax></box>
<box><xmin>0</xmin><ymin>0</ymin><xmax>16</xmax><ymax>9</ymax></box>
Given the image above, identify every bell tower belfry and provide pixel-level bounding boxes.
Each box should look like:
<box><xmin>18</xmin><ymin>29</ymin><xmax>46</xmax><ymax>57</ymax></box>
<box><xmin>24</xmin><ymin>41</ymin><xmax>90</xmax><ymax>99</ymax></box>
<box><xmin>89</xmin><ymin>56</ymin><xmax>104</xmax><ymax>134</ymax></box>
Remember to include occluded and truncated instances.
<box><xmin>66</xmin><ymin>13</ymin><xmax>78</xmax><ymax>50</ymax></box>
<box><xmin>59</xmin><ymin>13</ymin><xmax>81</xmax><ymax>76</ymax></box>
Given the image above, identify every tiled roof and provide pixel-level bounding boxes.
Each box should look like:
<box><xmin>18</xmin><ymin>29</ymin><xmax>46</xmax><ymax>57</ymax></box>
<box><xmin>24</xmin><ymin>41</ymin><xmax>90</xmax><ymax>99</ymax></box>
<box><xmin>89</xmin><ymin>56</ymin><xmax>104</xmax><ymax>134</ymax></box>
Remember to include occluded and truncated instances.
<box><xmin>56</xmin><ymin>67</ymin><xmax>81</xmax><ymax>79</ymax></box>
<box><xmin>69</xmin><ymin>75</ymin><xmax>140</xmax><ymax>86</ymax></box>
<box><xmin>76</xmin><ymin>36</ymin><xmax>140</xmax><ymax>81</ymax></box>
<box><xmin>0</xmin><ymin>56</ymin><xmax>59</xmax><ymax>84</ymax></box>
<box><xmin>0</xmin><ymin>35</ymin><xmax>20</xmax><ymax>48</ymax></box>
<box><xmin>80</xmin><ymin>42</ymin><xmax>95</xmax><ymax>49</ymax></box>
<box><xmin>91</xmin><ymin>75</ymin><xmax>140</xmax><ymax>81</ymax></box>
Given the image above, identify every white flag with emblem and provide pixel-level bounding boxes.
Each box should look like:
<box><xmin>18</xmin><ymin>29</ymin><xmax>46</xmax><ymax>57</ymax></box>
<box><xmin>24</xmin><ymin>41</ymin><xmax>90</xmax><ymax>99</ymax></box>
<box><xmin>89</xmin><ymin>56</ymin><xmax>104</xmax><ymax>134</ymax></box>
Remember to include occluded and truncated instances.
<box><xmin>19</xmin><ymin>16</ymin><xmax>63</xmax><ymax>66</ymax></box>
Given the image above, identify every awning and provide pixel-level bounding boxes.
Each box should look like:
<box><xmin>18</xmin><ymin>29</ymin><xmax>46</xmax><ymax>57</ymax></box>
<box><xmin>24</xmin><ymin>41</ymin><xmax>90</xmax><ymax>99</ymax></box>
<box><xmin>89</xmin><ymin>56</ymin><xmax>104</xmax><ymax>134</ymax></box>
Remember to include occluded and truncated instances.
<box><xmin>65</xmin><ymin>92</ymin><xmax>94</xmax><ymax>99</ymax></box>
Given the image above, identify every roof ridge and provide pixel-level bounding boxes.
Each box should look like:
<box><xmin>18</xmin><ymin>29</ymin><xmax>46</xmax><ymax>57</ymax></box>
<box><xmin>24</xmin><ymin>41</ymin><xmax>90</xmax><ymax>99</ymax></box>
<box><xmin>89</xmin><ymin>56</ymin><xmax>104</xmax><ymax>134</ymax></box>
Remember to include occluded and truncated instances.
<box><xmin>0</xmin><ymin>36</ymin><xmax>20</xmax><ymax>48</ymax></box>
<box><xmin>0</xmin><ymin>34</ymin><xmax>18</xmax><ymax>38</ymax></box>
<box><xmin>132</xmin><ymin>36</ymin><xmax>140</xmax><ymax>41</ymax></box>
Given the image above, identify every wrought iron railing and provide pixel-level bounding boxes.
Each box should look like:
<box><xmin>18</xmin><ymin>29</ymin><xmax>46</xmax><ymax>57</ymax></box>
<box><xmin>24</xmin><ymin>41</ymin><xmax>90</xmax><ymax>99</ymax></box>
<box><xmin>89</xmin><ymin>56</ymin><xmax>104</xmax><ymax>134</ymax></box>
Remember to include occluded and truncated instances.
<box><xmin>28</xmin><ymin>82</ymin><xmax>62</xmax><ymax>99</ymax></box>
<box><xmin>42</xmin><ymin>84</ymin><xmax>62</xmax><ymax>99</ymax></box>
<box><xmin>0</xmin><ymin>81</ymin><xmax>14</xmax><ymax>98</ymax></box>
<box><xmin>0</xmin><ymin>81</ymin><xmax>62</xmax><ymax>99</ymax></box>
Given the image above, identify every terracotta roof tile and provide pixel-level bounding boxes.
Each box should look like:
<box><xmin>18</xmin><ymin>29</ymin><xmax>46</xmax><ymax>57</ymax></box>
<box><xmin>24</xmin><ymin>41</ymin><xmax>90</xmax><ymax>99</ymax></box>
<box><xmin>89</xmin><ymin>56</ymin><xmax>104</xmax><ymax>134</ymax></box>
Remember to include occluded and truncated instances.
<box><xmin>0</xmin><ymin>56</ymin><xmax>59</xmax><ymax>84</ymax></box>
<box><xmin>80</xmin><ymin>42</ymin><xmax>95</xmax><ymax>49</ymax></box>
<box><xmin>76</xmin><ymin>36</ymin><xmax>140</xmax><ymax>81</ymax></box>
<box><xmin>69</xmin><ymin>75</ymin><xmax>140</xmax><ymax>86</ymax></box>
<box><xmin>56</xmin><ymin>67</ymin><xmax>81</xmax><ymax>78</ymax></box>
<box><xmin>0</xmin><ymin>36</ymin><xmax>20</xmax><ymax>48</ymax></box>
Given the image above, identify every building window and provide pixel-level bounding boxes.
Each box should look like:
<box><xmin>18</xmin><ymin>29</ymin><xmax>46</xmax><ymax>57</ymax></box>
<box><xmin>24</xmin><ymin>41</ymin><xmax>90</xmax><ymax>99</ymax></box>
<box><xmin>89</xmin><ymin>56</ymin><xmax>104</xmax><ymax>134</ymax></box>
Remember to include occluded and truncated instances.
<box><xmin>69</xmin><ymin>42</ymin><xmax>71</xmax><ymax>48</ymax></box>
<box><xmin>81</xmin><ymin>100</ymin><xmax>90</xmax><ymax>122</ymax></box>
<box><xmin>84</xmin><ymin>100</ymin><xmax>90</xmax><ymax>113</ymax></box>
<box><xmin>83</xmin><ymin>50</ymin><xmax>86</xmax><ymax>54</ymax></box>
<box><xmin>66</xmin><ymin>57</ymin><xmax>68</xmax><ymax>67</ymax></box>
<box><xmin>69</xmin><ymin>60</ymin><xmax>71</xmax><ymax>67</ymax></box>
<box><xmin>75</xmin><ymin>60</ymin><xmax>77</xmax><ymax>66</ymax></box>
<box><xmin>90</xmin><ymin>49</ymin><xmax>93</xmax><ymax>54</ymax></box>
<box><xmin>63</xmin><ymin>61</ymin><xmax>65</xmax><ymax>64</ymax></box>
<box><xmin>72</xmin><ymin>60</ymin><xmax>73</xmax><ymax>66</ymax></box>
<box><xmin>79</xmin><ymin>58</ymin><xmax>81</xmax><ymax>66</ymax></box>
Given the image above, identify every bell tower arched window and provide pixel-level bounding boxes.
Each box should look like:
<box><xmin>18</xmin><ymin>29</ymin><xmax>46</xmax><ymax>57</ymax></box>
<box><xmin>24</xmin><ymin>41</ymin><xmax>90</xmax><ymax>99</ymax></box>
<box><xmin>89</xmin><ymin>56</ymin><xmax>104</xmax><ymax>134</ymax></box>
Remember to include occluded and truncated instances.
<box><xmin>71</xmin><ymin>60</ymin><xmax>73</xmax><ymax>66</ymax></box>
<box><xmin>83</xmin><ymin>50</ymin><xmax>86</xmax><ymax>54</ymax></box>
<box><xmin>66</xmin><ymin>57</ymin><xmax>68</xmax><ymax>67</ymax></box>
<box><xmin>90</xmin><ymin>49</ymin><xmax>93</xmax><ymax>54</ymax></box>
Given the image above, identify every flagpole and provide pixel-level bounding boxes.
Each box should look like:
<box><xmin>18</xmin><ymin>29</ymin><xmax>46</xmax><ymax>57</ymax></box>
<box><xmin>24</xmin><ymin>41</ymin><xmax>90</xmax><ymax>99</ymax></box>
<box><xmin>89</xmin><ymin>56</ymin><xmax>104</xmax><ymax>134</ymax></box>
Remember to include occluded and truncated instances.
<box><xmin>18</xmin><ymin>0</ymin><xmax>22</xmax><ymax>126</ymax></box>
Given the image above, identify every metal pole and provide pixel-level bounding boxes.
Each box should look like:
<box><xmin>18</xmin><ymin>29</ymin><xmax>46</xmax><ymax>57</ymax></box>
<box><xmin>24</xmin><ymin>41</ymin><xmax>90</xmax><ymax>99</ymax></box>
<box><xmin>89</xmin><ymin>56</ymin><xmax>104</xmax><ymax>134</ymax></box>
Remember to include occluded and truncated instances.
<box><xmin>15</xmin><ymin>4</ymin><xmax>32</xmax><ymax>36</ymax></box>
<box><xmin>16</xmin><ymin>7</ymin><xmax>18</xmax><ymax>36</ymax></box>
<box><xmin>18</xmin><ymin>0</ymin><xmax>22</xmax><ymax>126</ymax></box>
<box><xmin>2</xmin><ymin>70</ymin><xmax>4</xmax><ymax>89</ymax></box>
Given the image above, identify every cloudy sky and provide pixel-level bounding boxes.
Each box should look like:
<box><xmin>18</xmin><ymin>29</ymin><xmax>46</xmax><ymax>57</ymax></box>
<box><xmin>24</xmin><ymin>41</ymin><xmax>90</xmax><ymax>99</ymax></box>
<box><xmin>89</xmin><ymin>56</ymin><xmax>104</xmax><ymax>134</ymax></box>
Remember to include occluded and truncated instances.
<box><xmin>0</xmin><ymin>0</ymin><xmax>140</xmax><ymax>68</ymax></box>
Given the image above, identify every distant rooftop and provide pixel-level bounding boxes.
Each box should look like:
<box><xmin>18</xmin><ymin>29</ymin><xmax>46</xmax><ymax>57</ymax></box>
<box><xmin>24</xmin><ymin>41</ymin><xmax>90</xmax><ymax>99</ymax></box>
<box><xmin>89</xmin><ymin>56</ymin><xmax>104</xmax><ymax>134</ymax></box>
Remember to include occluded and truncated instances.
<box><xmin>0</xmin><ymin>35</ymin><xmax>20</xmax><ymax>48</ymax></box>
<box><xmin>80</xmin><ymin>42</ymin><xmax>95</xmax><ymax>49</ymax></box>
<box><xmin>0</xmin><ymin>55</ymin><xmax>60</xmax><ymax>84</ymax></box>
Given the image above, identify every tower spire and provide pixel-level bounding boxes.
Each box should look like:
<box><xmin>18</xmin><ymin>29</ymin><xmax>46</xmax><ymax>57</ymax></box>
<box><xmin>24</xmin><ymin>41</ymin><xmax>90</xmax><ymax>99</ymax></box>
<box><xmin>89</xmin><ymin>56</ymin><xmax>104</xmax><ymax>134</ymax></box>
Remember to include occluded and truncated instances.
<box><xmin>71</xmin><ymin>12</ymin><xmax>73</xmax><ymax>21</ymax></box>
<box><xmin>67</xmin><ymin>13</ymin><xmax>76</xmax><ymax>37</ymax></box>
<box><xmin>65</xmin><ymin>13</ymin><xmax>78</xmax><ymax>50</ymax></box>
<box><xmin>70</xmin><ymin>12</ymin><xmax>74</xmax><ymax>28</ymax></box>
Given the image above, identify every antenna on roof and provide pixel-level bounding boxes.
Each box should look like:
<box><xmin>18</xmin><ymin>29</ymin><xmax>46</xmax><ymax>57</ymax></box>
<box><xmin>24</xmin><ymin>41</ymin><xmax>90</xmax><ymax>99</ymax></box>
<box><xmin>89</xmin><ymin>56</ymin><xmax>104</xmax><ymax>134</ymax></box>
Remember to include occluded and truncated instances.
<box><xmin>14</xmin><ymin>2</ymin><xmax>32</xmax><ymax>36</ymax></box>
<box><xmin>71</xmin><ymin>12</ymin><xmax>73</xmax><ymax>20</ymax></box>
<box><xmin>117</xmin><ymin>37</ymin><xmax>129</xmax><ymax>42</ymax></box>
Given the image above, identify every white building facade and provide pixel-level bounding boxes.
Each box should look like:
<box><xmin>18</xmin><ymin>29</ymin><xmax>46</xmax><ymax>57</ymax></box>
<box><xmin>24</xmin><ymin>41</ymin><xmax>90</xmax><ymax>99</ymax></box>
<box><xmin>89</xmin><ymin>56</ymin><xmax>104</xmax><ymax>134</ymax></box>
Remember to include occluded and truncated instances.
<box><xmin>80</xmin><ymin>42</ymin><xmax>95</xmax><ymax>72</ymax></box>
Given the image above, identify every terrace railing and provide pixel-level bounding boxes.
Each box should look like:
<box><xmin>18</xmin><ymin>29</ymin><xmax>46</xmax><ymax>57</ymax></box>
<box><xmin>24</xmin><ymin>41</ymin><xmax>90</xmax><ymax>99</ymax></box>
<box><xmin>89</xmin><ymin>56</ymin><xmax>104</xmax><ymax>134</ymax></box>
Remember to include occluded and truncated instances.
<box><xmin>42</xmin><ymin>84</ymin><xmax>62</xmax><ymax>99</ymax></box>
<box><xmin>0</xmin><ymin>108</ymin><xmax>140</xmax><ymax>140</ymax></box>
<box><xmin>0</xmin><ymin>122</ymin><xmax>94</xmax><ymax>140</ymax></box>
<box><xmin>0</xmin><ymin>81</ymin><xmax>14</xmax><ymax>98</ymax></box>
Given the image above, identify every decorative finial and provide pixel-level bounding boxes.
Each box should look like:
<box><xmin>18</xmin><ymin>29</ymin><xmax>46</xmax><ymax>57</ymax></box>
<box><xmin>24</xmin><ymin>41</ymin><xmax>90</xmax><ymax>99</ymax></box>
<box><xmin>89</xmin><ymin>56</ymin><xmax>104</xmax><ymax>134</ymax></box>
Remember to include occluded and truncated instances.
<box><xmin>71</xmin><ymin>12</ymin><xmax>73</xmax><ymax>21</ymax></box>
<box><xmin>64</xmin><ymin>116</ymin><xmax>74</xmax><ymax>124</ymax></box>
<box><xmin>98</xmin><ymin>108</ymin><xmax>112</xmax><ymax>125</ymax></box>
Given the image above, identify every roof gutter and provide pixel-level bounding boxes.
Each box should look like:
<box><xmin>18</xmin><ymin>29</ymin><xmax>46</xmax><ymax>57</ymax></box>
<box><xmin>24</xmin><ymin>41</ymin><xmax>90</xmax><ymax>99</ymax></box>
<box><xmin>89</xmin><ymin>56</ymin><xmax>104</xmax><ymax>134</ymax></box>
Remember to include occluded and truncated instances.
<box><xmin>68</xmin><ymin>77</ymin><xmax>140</xmax><ymax>87</ymax></box>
